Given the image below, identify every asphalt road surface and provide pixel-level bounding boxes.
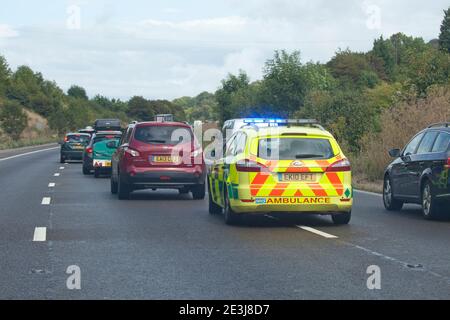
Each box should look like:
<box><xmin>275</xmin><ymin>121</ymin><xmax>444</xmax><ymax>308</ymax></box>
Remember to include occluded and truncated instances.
<box><xmin>1</xmin><ymin>146</ymin><xmax>449</xmax><ymax>299</ymax></box>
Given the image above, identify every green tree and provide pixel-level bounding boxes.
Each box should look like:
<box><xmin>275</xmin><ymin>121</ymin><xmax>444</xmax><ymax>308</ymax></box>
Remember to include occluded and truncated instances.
<box><xmin>127</xmin><ymin>96</ymin><xmax>154</xmax><ymax>121</ymax></box>
<box><xmin>215</xmin><ymin>71</ymin><xmax>250</xmax><ymax>123</ymax></box>
<box><xmin>0</xmin><ymin>55</ymin><xmax>11</xmax><ymax>96</ymax></box>
<box><xmin>439</xmin><ymin>7</ymin><xmax>450</xmax><ymax>53</ymax></box>
<box><xmin>67</xmin><ymin>85</ymin><xmax>88</xmax><ymax>100</ymax></box>
<box><xmin>0</xmin><ymin>100</ymin><xmax>28</xmax><ymax>139</ymax></box>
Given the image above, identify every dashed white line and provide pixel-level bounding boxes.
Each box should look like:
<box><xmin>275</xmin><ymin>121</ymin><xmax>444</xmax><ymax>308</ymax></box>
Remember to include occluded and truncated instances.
<box><xmin>48</xmin><ymin>183</ymin><xmax>56</xmax><ymax>188</ymax></box>
<box><xmin>33</xmin><ymin>227</ymin><xmax>47</xmax><ymax>242</ymax></box>
<box><xmin>59</xmin><ymin>167</ymin><xmax>65</xmax><ymax>170</ymax></box>
<box><xmin>54</xmin><ymin>173</ymin><xmax>60</xmax><ymax>177</ymax></box>
<box><xmin>41</xmin><ymin>197</ymin><xmax>51</xmax><ymax>205</ymax></box>
<box><xmin>297</xmin><ymin>226</ymin><xmax>338</xmax><ymax>239</ymax></box>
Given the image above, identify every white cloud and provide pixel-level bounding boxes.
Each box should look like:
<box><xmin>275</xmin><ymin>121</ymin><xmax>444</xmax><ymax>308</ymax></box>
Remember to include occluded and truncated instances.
<box><xmin>0</xmin><ymin>24</ymin><xmax>19</xmax><ymax>38</ymax></box>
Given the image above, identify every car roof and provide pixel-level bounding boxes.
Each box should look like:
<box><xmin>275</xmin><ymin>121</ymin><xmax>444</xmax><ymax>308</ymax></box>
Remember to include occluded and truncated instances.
<box><xmin>67</xmin><ymin>133</ymin><xmax>90</xmax><ymax>136</ymax></box>
<box><xmin>239</xmin><ymin>126</ymin><xmax>334</xmax><ymax>138</ymax></box>
<box><xmin>135</xmin><ymin>121</ymin><xmax>191</xmax><ymax>128</ymax></box>
<box><xmin>95</xmin><ymin>131</ymin><xmax>122</xmax><ymax>135</ymax></box>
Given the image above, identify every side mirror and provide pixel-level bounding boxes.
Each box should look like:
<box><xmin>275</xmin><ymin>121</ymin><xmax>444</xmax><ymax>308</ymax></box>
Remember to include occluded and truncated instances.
<box><xmin>389</xmin><ymin>148</ymin><xmax>401</xmax><ymax>158</ymax></box>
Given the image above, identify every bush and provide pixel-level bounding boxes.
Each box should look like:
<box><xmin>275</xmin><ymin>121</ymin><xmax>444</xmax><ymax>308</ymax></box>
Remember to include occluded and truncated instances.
<box><xmin>353</xmin><ymin>85</ymin><xmax>450</xmax><ymax>180</ymax></box>
<box><xmin>0</xmin><ymin>100</ymin><xmax>28</xmax><ymax>139</ymax></box>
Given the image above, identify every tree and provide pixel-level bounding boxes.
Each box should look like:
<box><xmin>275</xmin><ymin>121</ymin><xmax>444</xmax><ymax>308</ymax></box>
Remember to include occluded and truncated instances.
<box><xmin>439</xmin><ymin>7</ymin><xmax>450</xmax><ymax>53</ymax></box>
<box><xmin>0</xmin><ymin>100</ymin><xmax>28</xmax><ymax>139</ymax></box>
<box><xmin>67</xmin><ymin>85</ymin><xmax>88</xmax><ymax>100</ymax></box>
<box><xmin>127</xmin><ymin>96</ymin><xmax>154</xmax><ymax>121</ymax></box>
<box><xmin>0</xmin><ymin>55</ymin><xmax>11</xmax><ymax>96</ymax></box>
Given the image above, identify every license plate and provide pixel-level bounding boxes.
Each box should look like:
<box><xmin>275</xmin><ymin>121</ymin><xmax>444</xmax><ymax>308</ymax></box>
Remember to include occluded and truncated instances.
<box><xmin>72</xmin><ymin>144</ymin><xmax>84</xmax><ymax>150</ymax></box>
<box><xmin>280</xmin><ymin>173</ymin><xmax>317</xmax><ymax>182</ymax></box>
<box><xmin>94</xmin><ymin>160</ymin><xmax>111</xmax><ymax>167</ymax></box>
<box><xmin>152</xmin><ymin>155</ymin><xmax>179</xmax><ymax>163</ymax></box>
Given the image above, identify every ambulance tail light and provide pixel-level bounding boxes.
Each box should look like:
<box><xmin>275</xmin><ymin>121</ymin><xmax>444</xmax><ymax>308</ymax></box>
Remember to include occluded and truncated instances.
<box><xmin>327</xmin><ymin>158</ymin><xmax>351</xmax><ymax>172</ymax></box>
<box><xmin>236</xmin><ymin>159</ymin><xmax>268</xmax><ymax>172</ymax></box>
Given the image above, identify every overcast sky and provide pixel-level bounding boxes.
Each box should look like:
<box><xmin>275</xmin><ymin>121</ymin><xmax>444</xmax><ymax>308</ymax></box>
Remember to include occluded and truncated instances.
<box><xmin>0</xmin><ymin>0</ymin><xmax>448</xmax><ymax>100</ymax></box>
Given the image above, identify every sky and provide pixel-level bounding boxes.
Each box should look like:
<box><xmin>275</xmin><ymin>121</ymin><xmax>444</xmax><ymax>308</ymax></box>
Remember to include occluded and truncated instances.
<box><xmin>0</xmin><ymin>0</ymin><xmax>448</xmax><ymax>100</ymax></box>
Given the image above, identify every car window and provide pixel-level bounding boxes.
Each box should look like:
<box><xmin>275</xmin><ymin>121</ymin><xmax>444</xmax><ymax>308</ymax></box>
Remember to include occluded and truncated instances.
<box><xmin>416</xmin><ymin>131</ymin><xmax>439</xmax><ymax>154</ymax></box>
<box><xmin>134</xmin><ymin>125</ymin><xmax>192</xmax><ymax>145</ymax></box>
<box><xmin>259</xmin><ymin>138</ymin><xmax>334</xmax><ymax>160</ymax></box>
<box><xmin>66</xmin><ymin>135</ymin><xmax>90</xmax><ymax>144</ymax></box>
<box><xmin>431</xmin><ymin>132</ymin><xmax>450</xmax><ymax>152</ymax></box>
<box><xmin>403</xmin><ymin>132</ymin><xmax>425</xmax><ymax>155</ymax></box>
<box><xmin>94</xmin><ymin>134</ymin><xmax>122</xmax><ymax>145</ymax></box>
<box><xmin>225</xmin><ymin>134</ymin><xmax>238</xmax><ymax>157</ymax></box>
<box><xmin>235</xmin><ymin>133</ymin><xmax>247</xmax><ymax>155</ymax></box>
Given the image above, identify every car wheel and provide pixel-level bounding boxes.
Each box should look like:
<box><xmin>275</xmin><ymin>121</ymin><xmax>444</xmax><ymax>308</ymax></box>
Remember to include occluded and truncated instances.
<box><xmin>94</xmin><ymin>169</ymin><xmax>100</xmax><ymax>178</ymax></box>
<box><xmin>118</xmin><ymin>174</ymin><xmax>131</xmax><ymax>200</ymax></box>
<box><xmin>208</xmin><ymin>188</ymin><xmax>222</xmax><ymax>215</ymax></box>
<box><xmin>192</xmin><ymin>184</ymin><xmax>206</xmax><ymax>200</ymax></box>
<box><xmin>422</xmin><ymin>180</ymin><xmax>440</xmax><ymax>220</ymax></box>
<box><xmin>332</xmin><ymin>212</ymin><xmax>351</xmax><ymax>225</ymax></box>
<box><xmin>82</xmin><ymin>166</ymin><xmax>90</xmax><ymax>175</ymax></box>
<box><xmin>60</xmin><ymin>155</ymin><xmax>65</xmax><ymax>164</ymax></box>
<box><xmin>224</xmin><ymin>188</ymin><xmax>239</xmax><ymax>225</ymax></box>
<box><xmin>179</xmin><ymin>187</ymin><xmax>190</xmax><ymax>195</ymax></box>
<box><xmin>383</xmin><ymin>175</ymin><xmax>403</xmax><ymax>211</ymax></box>
<box><xmin>110</xmin><ymin>175</ymin><xmax>118</xmax><ymax>194</ymax></box>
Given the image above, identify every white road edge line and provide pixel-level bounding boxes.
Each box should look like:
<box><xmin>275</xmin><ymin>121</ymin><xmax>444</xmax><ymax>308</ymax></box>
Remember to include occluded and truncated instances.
<box><xmin>33</xmin><ymin>227</ymin><xmax>47</xmax><ymax>242</ymax></box>
<box><xmin>297</xmin><ymin>226</ymin><xmax>338</xmax><ymax>239</ymax></box>
<box><xmin>0</xmin><ymin>147</ymin><xmax>59</xmax><ymax>162</ymax></box>
<box><xmin>354</xmin><ymin>189</ymin><xmax>382</xmax><ymax>197</ymax></box>
<box><xmin>54</xmin><ymin>173</ymin><xmax>60</xmax><ymax>177</ymax></box>
<box><xmin>48</xmin><ymin>183</ymin><xmax>56</xmax><ymax>188</ymax></box>
<box><xmin>41</xmin><ymin>197</ymin><xmax>51</xmax><ymax>205</ymax></box>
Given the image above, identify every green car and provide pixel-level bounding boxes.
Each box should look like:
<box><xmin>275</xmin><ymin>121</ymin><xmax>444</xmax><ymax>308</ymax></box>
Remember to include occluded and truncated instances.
<box><xmin>93</xmin><ymin>139</ymin><xmax>120</xmax><ymax>178</ymax></box>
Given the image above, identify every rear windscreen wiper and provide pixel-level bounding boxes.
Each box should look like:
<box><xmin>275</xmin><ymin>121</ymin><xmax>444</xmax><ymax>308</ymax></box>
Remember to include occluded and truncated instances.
<box><xmin>295</xmin><ymin>154</ymin><xmax>323</xmax><ymax>159</ymax></box>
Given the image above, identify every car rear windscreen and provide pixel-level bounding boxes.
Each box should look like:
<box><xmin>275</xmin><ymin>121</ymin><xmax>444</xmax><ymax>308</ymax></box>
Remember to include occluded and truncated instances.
<box><xmin>67</xmin><ymin>135</ymin><xmax>90</xmax><ymax>144</ymax></box>
<box><xmin>94</xmin><ymin>134</ymin><xmax>122</xmax><ymax>144</ymax></box>
<box><xmin>258</xmin><ymin>138</ymin><xmax>334</xmax><ymax>160</ymax></box>
<box><xmin>134</xmin><ymin>126</ymin><xmax>193</xmax><ymax>145</ymax></box>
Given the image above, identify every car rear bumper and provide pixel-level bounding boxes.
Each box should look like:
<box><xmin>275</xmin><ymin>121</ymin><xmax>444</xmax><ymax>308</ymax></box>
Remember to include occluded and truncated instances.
<box><xmin>61</xmin><ymin>150</ymin><xmax>83</xmax><ymax>160</ymax></box>
<box><xmin>123</xmin><ymin>166</ymin><xmax>206</xmax><ymax>188</ymax></box>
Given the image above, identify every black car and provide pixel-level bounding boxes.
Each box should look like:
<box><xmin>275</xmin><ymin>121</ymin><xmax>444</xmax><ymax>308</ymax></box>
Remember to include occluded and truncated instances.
<box><xmin>383</xmin><ymin>123</ymin><xmax>450</xmax><ymax>219</ymax></box>
<box><xmin>82</xmin><ymin>131</ymin><xmax>123</xmax><ymax>175</ymax></box>
<box><xmin>59</xmin><ymin>133</ymin><xmax>91</xmax><ymax>163</ymax></box>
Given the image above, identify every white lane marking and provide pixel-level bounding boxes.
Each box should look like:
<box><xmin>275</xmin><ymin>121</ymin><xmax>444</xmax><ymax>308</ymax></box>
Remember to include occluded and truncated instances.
<box><xmin>354</xmin><ymin>189</ymin><xmax>382</xmax><ymax>197</ymax></box>
<box><xmin>33</xmin><ymin>227</ymin><xmax>47</xmax><ymax>242</ymax></box>
<box><xmin>41</xmin><ymin>197</ymin><xmax>51</xmax><ymax>205</ymax></box>
<box><xmin>54</xmin><ymin>173</ymin><xmax>60</xmax><ymax>177</ymax></box>
<box><xmin>297</xmin><ymin>226</ymin><xmax>338</xmax><ymax>239</ymax></box>
<box><xmin>48</xmin><ymin>183</ymin><xmax>56</xmax><ymax>188</ymax></box>
<box><xmin>0</xmin><ymin>147</ymin><xmax>59</xmax><ymax>162</ymax></box>
<box><xmin>59</xmin><ymin>167</ymin><xmax>65</xmax><ymax>170</ymax></box>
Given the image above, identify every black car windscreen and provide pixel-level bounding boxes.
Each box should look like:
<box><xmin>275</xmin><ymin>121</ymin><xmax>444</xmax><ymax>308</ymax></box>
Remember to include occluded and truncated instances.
<box><xmin>134</xmin><ymin>126</ymin><xmax>193</xmax><ymax>145</ymax></box>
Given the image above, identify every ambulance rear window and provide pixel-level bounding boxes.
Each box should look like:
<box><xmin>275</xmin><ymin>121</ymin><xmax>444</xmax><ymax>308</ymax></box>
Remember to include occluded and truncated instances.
<box><xmin>258</xmin><ymin>138</ymin><xmax>334</xmax><ymax>160</ymax></box>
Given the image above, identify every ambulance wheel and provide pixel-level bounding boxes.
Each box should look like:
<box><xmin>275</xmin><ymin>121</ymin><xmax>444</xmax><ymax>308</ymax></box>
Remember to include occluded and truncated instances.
<box><xmin>224</xmin><ymin>188</ymin><xmax>239</xmax><ymax>225</ymax></box>
<box><xmin>332</xmin><ymin>212</ymin><xmax>351</xmax><ymax>225</ymax></box>
<box><xmin>208</xmin><ymin>189</ymin><xmax>222</xmax><ymax>215</ymax></box>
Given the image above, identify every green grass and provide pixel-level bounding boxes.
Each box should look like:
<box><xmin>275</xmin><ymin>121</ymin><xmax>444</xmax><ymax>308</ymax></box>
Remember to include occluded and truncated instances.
<box><xmin>0</xmin><ymin>136</ymin><xmax>57</xmax><ymax>150</ymax></box>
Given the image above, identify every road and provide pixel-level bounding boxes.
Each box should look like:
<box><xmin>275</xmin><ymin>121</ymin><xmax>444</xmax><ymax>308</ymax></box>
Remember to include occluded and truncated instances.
<box><xmin>0</xmin><ymin>146</ymin><xmax>449</xmax><ymax>299</ymax></box>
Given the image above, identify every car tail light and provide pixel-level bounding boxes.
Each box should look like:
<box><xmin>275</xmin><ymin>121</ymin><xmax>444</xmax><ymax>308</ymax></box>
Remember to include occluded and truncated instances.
<box><xmin>445</xmin><ymin>157</ymin><xmax>450</xmax><ymax>169</ymax></box>
<box><xmin>86</xmin><ymin>147</ymin><xmax>93</xmax><ymax>154</ymax></box>
<box><xmin>125</xmin><ymin>147</ymin><xmax>140</xmax><ymax>157</ymax></box>
<box><xmin>326</xmin><ymin>158</ymin><xmax>351</xmax><ymax>172</ymax></box>
<box><xmin>64</xmin><ymin>136</ymin><xmax>69</xmax><ymax>142</ymax></box>
<box><xmin>236</xmin><ymin>159</ymin><xmax>268</xmax><ymax>172</ymax></box>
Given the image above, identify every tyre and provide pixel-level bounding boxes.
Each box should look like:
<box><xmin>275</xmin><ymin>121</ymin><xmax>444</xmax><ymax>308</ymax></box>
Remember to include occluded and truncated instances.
<box><xmin>208</xmin><ymin>188</ymin><xmax>222</xmax><ymax>215</ymax></box>
<box><xmin>60</xmin><ymin>155</ymin><xmax>65</xmax><ymax>164</ymax></box>
<box><xmin>192</xmin><ymin>184</ymin><xmax>206</xmax><ymax>200</ymax></box>
<box><xmin>223</xmin><ymin>188</ymin><xmax>239</xmax><ymax>225</ymax></box>
<box><xmin>82</xmin><ymin>165</ymin><xmax>90</xmax><ymax>175</ymax></box>
<box><xmin>383</xmin><ymin>175</ymin><xmax>403</xmax><ymax>211</ymax></box>
<box><xmin>94</xmin><ymin>169</ymin><xmax>100</xmax><ymax>178</ymax></box>
<box><xmin>110</xmin><ymin>176</ymin><xmax>118</xmax><ymax>194</ymax></box>
<box><xmin>421</xmin><ymin>180</ymin><xmax>440</xmax><ymax>220</ymax></box>
<box><xmin>332</xmin><ymin>212</ymin><xmax>351</xmax><ymax>225</ymax></box>
<box><xmin>118</xmin><ymin>174</ymin><xmax>131</xmax><ymax>200</ymax></box>
<box><xmin>179</xmin><ymin>187</ymin><xmax>190</xmax><ymax>195</ymax></box>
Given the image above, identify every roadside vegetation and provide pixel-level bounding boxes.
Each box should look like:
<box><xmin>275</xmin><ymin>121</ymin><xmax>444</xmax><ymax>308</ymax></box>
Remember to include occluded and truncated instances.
<box><xmin>1</xmin><ymin>7</ymin><xmax>449</xmax><ymax>191</ymax></box>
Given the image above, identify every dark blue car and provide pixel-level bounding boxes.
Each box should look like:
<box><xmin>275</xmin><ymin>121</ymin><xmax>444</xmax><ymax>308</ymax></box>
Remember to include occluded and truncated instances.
<box><xmin>383</xmin><ymin>123</ymin><xmax>450</xmax><ymax>219</ymax></box>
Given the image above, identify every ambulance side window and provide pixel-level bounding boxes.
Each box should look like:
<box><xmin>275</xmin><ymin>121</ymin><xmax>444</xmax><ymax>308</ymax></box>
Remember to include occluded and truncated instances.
<box><xmin>235</xmin><ymin>133</ymin><xmax>247</xmax><ymax>155</ymax></box>
<box><xmin>226</xmin><ymin>134</ymin><xmax>238</xmax><ymax>157</ymax></box>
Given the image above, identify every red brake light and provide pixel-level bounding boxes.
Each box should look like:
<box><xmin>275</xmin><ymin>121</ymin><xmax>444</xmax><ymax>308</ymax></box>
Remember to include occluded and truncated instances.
<box><xmin>445</xmin><ymin>157</ymin><xmax>450</xmax><ymax>169</ymax></box>
<box><xmin>326</xmin><ymin>158</ymin><xmax>351</xmax><ymax>172</ymax></box>
<box><xmin>236</xmin><ymin>159</ymin><xmax>268</xmax><ymax>172</ymax></box>
<box><xmin>86</xmin><ymin>147</ymin><xmax>93</xmax><ymax>154</ymax></box>
<box><xmin>64</xmin><ymin>136</ymin><xmax>69</xmax><ymax>142</ymax></box>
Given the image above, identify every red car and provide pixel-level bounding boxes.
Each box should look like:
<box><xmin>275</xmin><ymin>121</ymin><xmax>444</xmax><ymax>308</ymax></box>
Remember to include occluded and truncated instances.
<box><xmin>111</xmin><ymin>121</ymin><xmax>206</xmax><ymax>200</ymax></box>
